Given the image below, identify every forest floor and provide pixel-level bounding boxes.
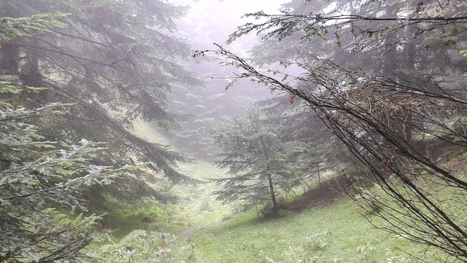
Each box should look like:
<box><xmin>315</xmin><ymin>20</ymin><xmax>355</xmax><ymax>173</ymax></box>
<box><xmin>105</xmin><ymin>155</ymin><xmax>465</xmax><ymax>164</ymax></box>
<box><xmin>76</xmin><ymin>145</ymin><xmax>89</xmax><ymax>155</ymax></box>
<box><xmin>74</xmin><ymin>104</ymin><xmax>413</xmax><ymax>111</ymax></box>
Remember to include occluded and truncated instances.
<box><xmin>89</xmin><ymin>157</ymin><xmax>443</xmax><ymax>262</ymax></box>
<box><xmin>285</xmin><ymin>175</ymin><xmax>348</xmax><ymax>211</ymax></box>
<box><xmin>159</xmin><ymin>159</ymin><xmax>443</xmax><ymax>263</ymax></box>
<box><xmin>87</xmin><ymin>121</ymin><xmax>447</xmax><ymax>262</ymax></box>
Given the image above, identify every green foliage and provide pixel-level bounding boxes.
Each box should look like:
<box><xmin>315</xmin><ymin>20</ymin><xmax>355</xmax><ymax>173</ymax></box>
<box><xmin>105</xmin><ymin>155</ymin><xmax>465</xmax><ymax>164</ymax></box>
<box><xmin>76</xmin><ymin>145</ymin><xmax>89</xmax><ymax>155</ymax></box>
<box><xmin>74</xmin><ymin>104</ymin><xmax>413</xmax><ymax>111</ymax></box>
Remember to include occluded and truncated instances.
<box><xmin>0</xmin><ymin>76</ymin><xmax>129</xmax><ymax>262</ymax></box>
<box><xmin>207</xmin><ymin>0</ymin><xmax>467</xmax><ymax>260</ymax></box>
<box><xmin>0</xmin><ymin>13</ymin><xmax>65</xmax><ymax>40</ymax></box>
<box><xmin>88</xmin><ymin>229</ymin><xmax>175</xmax><ymax>263</ymax></box>
<box><xmin>97</xmin><ymin>195</ymin><xmax>175</xmax><ymax>236</ymax></box>
<box><xmin>0</xmin><ymin>0</ymin><xmax>201</xmax><ymax>187</ymax></box>
<box><xmin>0</xmin><ymin>5</ymin><xmax>201</xmax><ymax>255</ymax></box>
<box><xmin>211</xmin><ymin>106</ymin><xmax>312</xmax><ymax>211</ymax></box>
<box><xmin>305</xmin><ymin>230</ymin><xmax>331</xmax><ymax>251</ymax></box>
<box><xmin>167</xmin><ymin>196</ymin><xmax>435</xmax><ymax>263</ymax></box>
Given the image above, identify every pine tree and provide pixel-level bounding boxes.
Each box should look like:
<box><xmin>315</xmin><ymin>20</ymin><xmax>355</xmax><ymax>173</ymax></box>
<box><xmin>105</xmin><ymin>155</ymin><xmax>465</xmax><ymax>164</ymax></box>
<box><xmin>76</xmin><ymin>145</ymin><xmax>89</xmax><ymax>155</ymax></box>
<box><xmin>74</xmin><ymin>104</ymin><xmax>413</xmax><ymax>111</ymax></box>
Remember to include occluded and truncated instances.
<box><xmin>211</xmin><ymin>106</ymin><xmax>311</xmax><ymax>216</ymax></box>
<box><xmin>0</xmin><ymin>16</ymin><xmax>127</xmax><ymax>261</ymax></box>
<box><xmin>0</xmin><ymin>0</ymin><xmax>202</xmax><ymax>203</ymax></box>
<box><xmin>258</xmin><ymin>95</ymin><xmax>349</xmax><ymax>189</ymax></box>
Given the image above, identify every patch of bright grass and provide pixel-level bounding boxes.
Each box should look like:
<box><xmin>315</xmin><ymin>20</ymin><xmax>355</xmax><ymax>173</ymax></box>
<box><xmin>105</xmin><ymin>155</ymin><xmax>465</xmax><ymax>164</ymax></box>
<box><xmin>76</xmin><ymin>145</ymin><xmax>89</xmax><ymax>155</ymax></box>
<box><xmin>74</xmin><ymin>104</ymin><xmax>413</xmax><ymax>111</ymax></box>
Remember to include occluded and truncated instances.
<box><xmin>167</xmin><ymin>197</ymin><xmax>437</xmax><ymax>263</ymax></box>
<box><xmin>95</xmin><ymin>121</ymin><xmax>451</xmax><ymax>262</ymax></box>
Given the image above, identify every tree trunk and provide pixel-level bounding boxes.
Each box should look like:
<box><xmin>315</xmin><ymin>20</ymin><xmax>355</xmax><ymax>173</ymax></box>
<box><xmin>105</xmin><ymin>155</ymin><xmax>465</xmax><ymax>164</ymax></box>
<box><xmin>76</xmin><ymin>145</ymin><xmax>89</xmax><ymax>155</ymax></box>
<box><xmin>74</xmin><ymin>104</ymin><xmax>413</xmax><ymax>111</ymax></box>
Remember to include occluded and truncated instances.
<box><xmin>266</xmin><ymin>168</ymin><xmax>277</xmax><ymax>210</ymax></box>
<box><xmin>21</xmin><ymin>39</ymin><xmax>43</xmax><ymax>87</ymax></box>
<box><xmin>259</xmin><ymin>134</ymin><xmax>277</xmax><ymax>210</ymax></box>
<box><xmin>401</xmin><ymin>17</ymin><xmax>416</xmax><ymax>143</ymax></box>
<box><xmin>0</xmin><ymin>41</ymin><xmax>20</xmax><ymax>75</ymax></box>
<box><xmin>0</xmin><ymin>3</ymin><xmax>21</xmax><ymax>75</ymax></box>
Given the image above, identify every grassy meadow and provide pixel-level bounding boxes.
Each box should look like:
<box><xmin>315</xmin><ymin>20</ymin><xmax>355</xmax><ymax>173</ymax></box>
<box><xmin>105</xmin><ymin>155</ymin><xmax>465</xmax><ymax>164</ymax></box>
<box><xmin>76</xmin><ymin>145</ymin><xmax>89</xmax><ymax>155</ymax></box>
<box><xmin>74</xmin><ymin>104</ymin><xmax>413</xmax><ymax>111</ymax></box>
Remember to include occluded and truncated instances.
<box><xmin>87</xmin><ymin>160</ymin><xmax>440</xmax><ymax>263</ymax></box>
<box><xmin>165</xmin><ymin>195</ymin><xmax>438</xmax><ymax>263</ymax></box>
<box><xmin>84</xmin><ymin>121</ymin><xmax>445</xmax><ymax>263</ymax></box>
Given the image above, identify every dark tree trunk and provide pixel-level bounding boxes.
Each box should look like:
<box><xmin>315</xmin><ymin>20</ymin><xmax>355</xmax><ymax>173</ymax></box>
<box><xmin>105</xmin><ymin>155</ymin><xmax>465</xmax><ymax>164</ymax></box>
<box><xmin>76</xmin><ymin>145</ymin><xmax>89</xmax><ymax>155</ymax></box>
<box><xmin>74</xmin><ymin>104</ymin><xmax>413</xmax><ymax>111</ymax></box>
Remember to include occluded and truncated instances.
<box><xmin>21</xmin><ymin>40</ymin><xmax>43</xmax><ymax>87</ymax></box>
<box><xmin>266</xmin><ymin>169</ymin><xmax>277</xmax><ymax>210</ymax></box>
<box><xmin>0</xmin><ymin>41</ymin><xmax>20</xmax><ymax>75</ymax></box>
<box><xmin>0</xmin><ymin>3</ymin><xmax>21</xmax><ymax>75</ymax></box>
<box><xmin>260</xmin><ymin>134</ymin><xmax>277</xmax><ymax>210</ymax></box>
<box><xmin>400</xmin><ymin>21</ymin><xmax>416</xmax><ymax>143</ymax></box>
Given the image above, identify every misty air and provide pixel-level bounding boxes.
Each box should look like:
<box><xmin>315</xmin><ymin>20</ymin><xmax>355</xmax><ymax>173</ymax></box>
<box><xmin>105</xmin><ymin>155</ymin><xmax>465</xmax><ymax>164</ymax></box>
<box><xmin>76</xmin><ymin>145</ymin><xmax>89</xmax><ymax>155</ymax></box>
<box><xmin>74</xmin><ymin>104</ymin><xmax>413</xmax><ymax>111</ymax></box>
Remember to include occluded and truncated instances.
<box><xmin>1</xmin><ymin>0</ymin><xmax>466</xmax><ymax>262</ymax></box>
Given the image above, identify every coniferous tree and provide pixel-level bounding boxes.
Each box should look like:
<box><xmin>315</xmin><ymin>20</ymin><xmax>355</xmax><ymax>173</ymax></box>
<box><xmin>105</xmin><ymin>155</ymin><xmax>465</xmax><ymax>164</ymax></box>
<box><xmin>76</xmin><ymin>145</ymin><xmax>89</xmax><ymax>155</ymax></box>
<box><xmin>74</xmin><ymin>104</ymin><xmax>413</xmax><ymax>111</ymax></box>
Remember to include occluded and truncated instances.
<box><xmin>0</xmin><ymin>0</ymin><xmax>202</xmax><ymax>204</ymax></box>
<box><xmin>0</xmin><ymin>16</ymin><xmax>127</xmax><ymax>261</ymax></box>
<box><xmin>0</xmin><ymin>78</ymin><xmax>128</xmax><ymax>262</ymax></box>
<box><xmin>211</xmin><ymin>106</ymin><xmax>312</xmax><ymax>215</ymax></box>
<box><xmin>258</xmin><ymin>95</ymin><xmax>349</xmax><ymax>187</ymax></box>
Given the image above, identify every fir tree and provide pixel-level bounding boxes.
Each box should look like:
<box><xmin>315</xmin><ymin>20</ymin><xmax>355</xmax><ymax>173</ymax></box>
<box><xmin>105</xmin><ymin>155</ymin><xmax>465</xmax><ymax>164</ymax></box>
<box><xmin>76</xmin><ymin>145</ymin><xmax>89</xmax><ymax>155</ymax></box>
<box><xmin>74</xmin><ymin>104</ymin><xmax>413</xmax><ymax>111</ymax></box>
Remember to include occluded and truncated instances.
<box><xmin>0</xmin><ymin>0</ymin><xmax>202</xmax><ymax>205</ymax></box>
<box><xmin>0</xmin><ymin>15</ymin><xmax>130</xmax><ymax>261</ymax></box>
<box><xmin>211</xmin><ymin>106</ymin><xmax>311</xmax><ymax>216</ymax></box>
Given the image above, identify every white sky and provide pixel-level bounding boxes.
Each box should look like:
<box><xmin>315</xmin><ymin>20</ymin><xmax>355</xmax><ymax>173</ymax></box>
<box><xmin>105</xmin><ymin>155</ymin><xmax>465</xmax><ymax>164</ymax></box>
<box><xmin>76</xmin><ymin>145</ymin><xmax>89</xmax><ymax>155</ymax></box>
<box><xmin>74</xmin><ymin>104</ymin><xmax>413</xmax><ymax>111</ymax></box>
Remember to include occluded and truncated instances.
<box><xmin>168</xmin><ymin>0</ymin><xmax>289</xmax><ymax>98</ymax></box>
<box><xmin>170</xmin><ymin>0</ymin><xmax>286</xmax><ymax>14</ymax></box>
<box><xmin>171</xmin><ymin>0</ymin><xmax>288</xmax><ymax>50</ymax></box>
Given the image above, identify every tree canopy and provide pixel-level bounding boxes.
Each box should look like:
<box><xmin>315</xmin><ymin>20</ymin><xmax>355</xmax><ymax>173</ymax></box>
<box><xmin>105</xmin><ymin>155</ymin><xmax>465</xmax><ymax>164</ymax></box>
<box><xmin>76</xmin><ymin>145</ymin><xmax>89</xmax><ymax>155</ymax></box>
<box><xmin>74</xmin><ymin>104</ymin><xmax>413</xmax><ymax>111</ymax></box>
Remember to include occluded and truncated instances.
<box><xmin>0</xmin><ymin>15</ymin><xmax>128</xmax><ymax>261</ymax></box>
<box><xmin>0</xmin><ymin>2</ymin><xmax>201</xmax><ymax>260</ymax></box>
<box><xmin>211</xmin><ymin>96</ymin><xmax>344</xmax><ymax>215</ymax></box>
<box><xmin>0</xmin><ymin>0</ymin><xmax>202</xmax><ymax>186</ymax></box>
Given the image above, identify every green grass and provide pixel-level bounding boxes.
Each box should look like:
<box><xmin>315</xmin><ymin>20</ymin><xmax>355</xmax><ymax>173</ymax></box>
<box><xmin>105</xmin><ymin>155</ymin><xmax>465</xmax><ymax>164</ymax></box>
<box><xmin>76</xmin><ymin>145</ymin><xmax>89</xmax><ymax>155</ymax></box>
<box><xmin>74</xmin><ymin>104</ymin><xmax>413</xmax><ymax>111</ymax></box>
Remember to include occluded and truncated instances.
<box><xmin>166</xmin><ymin>197</ymin><xmax>437</xmax><ymax>263</ymax></box>
<box><xmin>131</xmin><ymin>120</ymin><xmax>173</xmax><ymax>146</ymax></box>
<box><xmin>85</xmin><ymin>189</ymin><xmax>439</xmax><ymax>263</ymax></box>
<box><xmin>84</xmin><ymin>121</ymin><xmax>447</xmax><ymax>262</ymax></box>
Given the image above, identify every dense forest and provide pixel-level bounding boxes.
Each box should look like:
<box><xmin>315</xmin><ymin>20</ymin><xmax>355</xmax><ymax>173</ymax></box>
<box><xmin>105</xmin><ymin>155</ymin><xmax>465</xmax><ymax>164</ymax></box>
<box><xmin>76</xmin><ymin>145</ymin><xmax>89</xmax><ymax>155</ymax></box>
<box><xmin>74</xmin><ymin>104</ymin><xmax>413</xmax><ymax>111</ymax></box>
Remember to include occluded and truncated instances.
<box><xmin>1</xmin><ymin>0</ymin><xmax>466</xmax><ymax>262</ymax></box>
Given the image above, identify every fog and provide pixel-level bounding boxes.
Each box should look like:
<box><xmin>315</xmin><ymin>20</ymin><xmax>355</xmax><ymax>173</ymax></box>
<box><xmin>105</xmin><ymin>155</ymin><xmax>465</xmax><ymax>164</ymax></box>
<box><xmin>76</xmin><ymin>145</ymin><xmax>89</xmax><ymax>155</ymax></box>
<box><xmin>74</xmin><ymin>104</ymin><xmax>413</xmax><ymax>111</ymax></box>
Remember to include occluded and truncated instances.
<box><xmin>172</xmin><ymin>0</ymin><xmax>286</xmax><ymax>49</ymax></box>
<box><xmin>159</xmin><ymin>0</ymin><xmax>291</xmax><ymax>158</ymax></box>
<box><xmin>5</xmin><ymin>1</ymin><xmax>465</xmax><ymax>261</ymax></box>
